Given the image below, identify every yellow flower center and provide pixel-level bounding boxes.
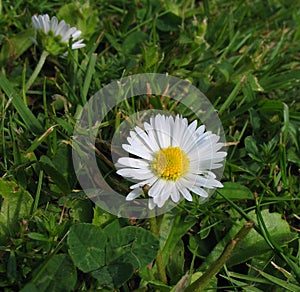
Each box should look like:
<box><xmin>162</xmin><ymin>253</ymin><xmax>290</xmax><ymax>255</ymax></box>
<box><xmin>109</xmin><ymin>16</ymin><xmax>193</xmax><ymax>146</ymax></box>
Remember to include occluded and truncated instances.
<box><xmin>151</xmin><ymin>146</ymin><xmax>190</xmax><ymax>181</ymax></box>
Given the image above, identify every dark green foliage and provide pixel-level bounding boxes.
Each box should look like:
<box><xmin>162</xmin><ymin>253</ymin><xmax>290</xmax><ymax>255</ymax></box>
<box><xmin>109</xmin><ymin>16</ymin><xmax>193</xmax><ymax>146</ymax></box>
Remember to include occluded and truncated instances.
<box><xmin>0</xmin><ymin>0</ymin><xmax>299</xmax><ymax>290</ymax></box>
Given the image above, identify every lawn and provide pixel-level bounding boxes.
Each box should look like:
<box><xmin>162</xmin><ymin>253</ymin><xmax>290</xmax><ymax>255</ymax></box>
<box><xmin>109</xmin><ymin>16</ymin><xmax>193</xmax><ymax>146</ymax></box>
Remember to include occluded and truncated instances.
<box><xmin>0</xmin><ymin>0</ymin><xmax>299</xmax><ymax>291</ymax></box>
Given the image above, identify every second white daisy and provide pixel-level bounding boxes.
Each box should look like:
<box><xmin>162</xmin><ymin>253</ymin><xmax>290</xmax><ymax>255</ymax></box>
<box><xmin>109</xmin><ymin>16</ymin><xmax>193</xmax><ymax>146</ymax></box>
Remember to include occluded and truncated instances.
<box><xmin>31</xmin><ymin>14</ymin><xmax>85</xmax><ymax>56</ymax></box>
<box><xmin>116</xmin><ymin>114</ymin><xmax>227</xmax><ymax>209</ymax></box>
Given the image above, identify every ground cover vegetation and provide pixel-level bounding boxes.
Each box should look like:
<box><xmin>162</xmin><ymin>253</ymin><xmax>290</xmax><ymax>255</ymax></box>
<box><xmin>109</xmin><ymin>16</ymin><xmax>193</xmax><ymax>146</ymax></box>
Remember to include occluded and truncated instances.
<box><xmin>0</xmin><ymin>0</ymin><xmax>299</xmax><ymax>291</ymax></box>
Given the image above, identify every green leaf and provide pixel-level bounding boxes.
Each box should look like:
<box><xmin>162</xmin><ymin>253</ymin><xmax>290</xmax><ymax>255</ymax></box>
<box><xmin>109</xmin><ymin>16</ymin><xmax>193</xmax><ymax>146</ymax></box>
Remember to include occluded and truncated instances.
<box><xmin>21</xmin><ymin>254</ymin><xmax>76</xmax><ymax>292</ymax></box>
<box><xmin>167</xmin><ymin>239</ymin><xmax>185</xmax><ymax>285</ymax></box>
<box><xmin>199</xmin><ymin>210</ymin><xmax>297</xmax><ymax>270</ymax></box>
<box><xmin>0</xmin><ymin>179</ymin><xmax>33</xmax><ymax>245</ymax></box>
<box><xmin>250</xmin><ymin>266</ymin><xmax>300</xmax><ymax>292</ymax></box>
<box><xmin>69</xmin><ymin>198</ymin><xmax>93</xmax><ymax>223</ymax></box>
<box><xmin>0</xmin><ymin>29</ymin><xmax>33</xmax><ymax>66</ymax></box>
<box><xmin>92</xmin><ymin>206</ymin><xmax>117</xmax><ymax>227</ymax></box>
<box><xmin>161</xmin><ymin>213</ymin><xmax>198</xmax><ymax>266</ymax></box>
<box><xmin>52</xmin><ymin>143</ymin><xmax>77</xmax><ymax>189</ymax></box>
<box><xmin>216</xmin><ymin>60</ymin><xmax>234</xmax><ymax>82</ymax></box>
<box><xmin>106</xmin><ymin>226</ymin><xmax>159</xmax><ymax>268</ymax></box>
<box><xmin>68</xmin><ymin>223</ymin><xmax>106</xmax><ymax>273</ymax></box>
<box><xmin>91</xmin><ymin>263</ymin><xmax>134</xmax><ymax>289</ymax></box>
<box><xmin>58</xmin><ymin>2</ymin><xmax>98</xmax><ymax>39</ymax></box>
<box><xmin>123</xmin><ymin>31</ymin><xmax>148</xmax><ymax>54</ymax></box>
<box><xmin>39</xmin><ymin>155</ymin><xmax>71</xmax><ymax>194</ymax></box>
<box><xmin>244</xmin><ymin>136</ymin><xmax>262</xmax><ymax>162</ymax></box>
<box><xmin>156</xmin><ymin>12</ymin><xmax>182</xmax><ymax>32</ymax></box>
<box><xmin>216</xmin><ymin>182</ymin><xmax>253</xmax><ymax>200</ymax></box>
<box><xmin>0</xmin><ymin>72</ymin><xmax>44</xmax><ymax>135</ymax></box>
<box><xmin>27</xmin><ymin>232</ymin><xmax>50</xmax><ymax>242</ymax></box>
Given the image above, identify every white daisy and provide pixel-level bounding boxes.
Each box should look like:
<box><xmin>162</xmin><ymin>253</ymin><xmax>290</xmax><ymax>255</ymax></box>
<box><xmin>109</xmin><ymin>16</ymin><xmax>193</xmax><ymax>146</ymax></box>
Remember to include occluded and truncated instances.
<box><xmin>31</xmin><ymin>14</ymin><xmax>85</xmax><ymax>55</ymax></box>
<box><xmin>116</xmin><ymin>114</ymin><xmax>227</xmax><ymax>209</ymax></box>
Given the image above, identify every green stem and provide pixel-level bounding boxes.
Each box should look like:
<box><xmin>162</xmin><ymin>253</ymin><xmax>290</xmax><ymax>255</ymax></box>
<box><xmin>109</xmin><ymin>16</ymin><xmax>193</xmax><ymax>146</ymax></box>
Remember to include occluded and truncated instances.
<box><xmin>184</xmin><ymin>221</ymin><xmax>254</xmax><ymax>292</ymax></box>
<box><xmin>25</xmin><ymin>50</ymin><xmax>49</xmax><ymax>92</ymax></box>
<box><xmin>149</xmin><ymin>214</ymin><xmax>168</xmax><ymax>285</ymax></box>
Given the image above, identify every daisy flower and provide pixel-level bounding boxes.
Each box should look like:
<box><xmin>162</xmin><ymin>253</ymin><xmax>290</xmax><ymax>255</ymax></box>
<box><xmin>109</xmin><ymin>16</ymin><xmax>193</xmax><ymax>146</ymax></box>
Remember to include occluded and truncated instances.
<box><xmin>116</xmin><ymin>114</ymin><xmax>227</xmax><ymax>209</ymax></box>
<box><xmin>31</xmin><ymin>14</ymin><xmax>85</xmax><ymax>56</ymax></box>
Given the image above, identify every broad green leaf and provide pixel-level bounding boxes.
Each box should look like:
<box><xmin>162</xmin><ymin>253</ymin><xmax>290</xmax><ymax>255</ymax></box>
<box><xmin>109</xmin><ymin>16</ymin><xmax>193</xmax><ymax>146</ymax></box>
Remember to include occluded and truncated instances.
<box><xmin>199</xmin><ymin>210</ymin><xmax>297</xmax><ymax>271</ymax></box>
<box><xmin>106</xmin><ymin>226</ymin><xmax>159</xmax><ymax>268</ymax></box>
<box><xmin>167</xmin><ymin>239</ymin><xmax>185</xmax><ymax>285</ymax></box>
<box><xmin>69</xmin><ymin>198</ymin><xmax>93</xmax><ymax>223</ymax></box>
<box><xmin>39</xmin><ymin>155</ymin><xmax>71</xmax><ymax>194</ymax></box>
<box><xmin>92</xmin><ymin>206</ymin><xmax>116</xmax><ymax>227</ymax></box>
<box><xmin>161</xmin><ymin>212</ymin><xmax>198</xmax><ymax>266</ymax></box>
<box><xmin>156</xmin><ymin>12</ymin><xmax>182</xmax><ymax>32</ymax></box>
<box><xmin>58</xmin><ymin>2</ymin><xmax>98</xmax><ymax>39</ymax></box>
<box><xmin>21</xmin><ymin>254</ymin><xmax>76</xmax><ymax>292</ymax></box>
<box><xmin>216</xmin><ymin>182</ymin><xmax>253</xmax><ymax>200</ymax></box>
<box><xmin>52</xmin><ymin>143</ymin><xmax>77</xmax><ymax>189</ymax></box>
<box><xmin>123</xmin><ymin>31</ymin><xmax>148</xmax><ymax>54</ymax></box>
<box><xmin>91</xmin><ymin>263</ymin><xmax>134</xmax><ymax>289</ymax></box>
<box><xmin>0</xmin><ymin>29</ymin><xmax>33</xmax><ymax>66</ymax></box>
<box><xmin>68</xmin><ymin>223</ymin><xmax>106</xmax><ymax>272</ymax></box>
<box><xmin>0</xmin><ymin>179</ymin><xmax>33</xmax><ymax>245</ymax></box>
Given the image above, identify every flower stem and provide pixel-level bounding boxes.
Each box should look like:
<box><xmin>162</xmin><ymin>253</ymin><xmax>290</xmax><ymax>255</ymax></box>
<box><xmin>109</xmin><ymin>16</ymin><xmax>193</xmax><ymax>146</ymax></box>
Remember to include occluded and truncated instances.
<box><xmin>184</xmin><ymin>221</ymin><xmax>254</xmax><ymax>292</ymax></box>
<box><xmin>25</xmin><ymin>50</ymin><xmax>49</xmax><ymax>92</ymax></box>
<box><xmin>149</xmin><ymin>214</ymin><xmax>168</xmax><ymax>285</ymax></box>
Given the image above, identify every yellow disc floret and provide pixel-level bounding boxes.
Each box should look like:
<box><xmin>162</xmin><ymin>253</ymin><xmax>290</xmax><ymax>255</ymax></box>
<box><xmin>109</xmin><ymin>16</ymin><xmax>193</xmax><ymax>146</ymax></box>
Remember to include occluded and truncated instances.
<box><xmin>151</xmin><ymin>146</ymin><xmax>190</xmax><ymax>181</ymax></box>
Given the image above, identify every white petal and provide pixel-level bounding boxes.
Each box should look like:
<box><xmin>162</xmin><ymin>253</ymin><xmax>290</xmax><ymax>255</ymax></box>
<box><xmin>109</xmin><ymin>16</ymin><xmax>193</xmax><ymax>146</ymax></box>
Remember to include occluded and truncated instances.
<box><xmin>154</xmin><ymin>194</ymin><xmax>168</xmax><ymax>208</ymax></box>
<box><xmin>171</xmin><ymin>188</ymin><xmax>180</xmax><ymax>203</ymax></box>
<box><xmin>153</xmin><ymin>115</ymin><xmax>171</xmax><ymax>148</ymax></box>
<box><xmin>144</xmin><ymin>123</ymin><xmax>161</xmax><ymax>151</ymax></box>
<box><xmin>172</xmin><ymin>115</ymin><xmax>187</xmax><ymax>146</ymax></box>
<box><xmin>178</xmin><ymin>184</ymin><xmax>193</xmax><ymax>201</ymax></box>
<box><xmin>195</xmin><ymin>124</ymin><xmax>205</xmax><ymax>136</ymax></box>
<box><xmin>126</xmin><ymin>188</ymin><xmax>143</xmax><ymax>200</ymax></box>
<box><xmin>55</xmin><ymin>20</ymin><xmax>67</xmax><ymax>36</ymax></box>
<box><xmin>153</xmin><ymin>188</ymin><xmax>169</xmax><ymax>207</ymax></box>
<box><xmin>127</xmin><ymin>129</ymin><xmax>155</xmax><ymax>153</ymax></box>
<box><xmin>32</xmin><ymin>16</ymin><xmax>40</xmax><ymax>30</ymax></box>
<box><xmin>194</xmin><ymin>175</ymin><xmax>223</xmax><ymax>189</ymax></box>
<box><xmin>130</xmin><ymin>176</ymin><xmax>158</xmax><ymax>189</ymax></box>
<box><xmin>72</xmin><ymin>30</ymin><xmax>82</xmax><ymax>40</ymax></box>
<box><xmin>62</xmin><ymin>27</ymin><xmax>76</xmax><ymax>42</ymax></box>
<box><xmin>135</xmin><ymin>125</ymin><xmax>160</xmax><ymax>152</ymax></box>
<box><xmin>163</xmin><ymin>181</ymin><xmax>179</xmax><ymax>203</ymax></box>
<box><xmin>117</xmin><ymin>168</ymin><xmax>153</xmax><ymax>180</ymax></box>
<box><xmin>148</xmin><ymin>179</ymin><xmax>165</xmax><ymax>198</ymax></box>
<box><xmin>122</xmin><ymin>144</ymin><xmax>153</xmax><ymax>160</ymax></box>
<box><xmin>72</xmin><ymin>40</ymin><xmax>86</xmax><ymax>49</ymax></box>
<box><xmin>117</xmin><ymin>157</ymin><xmax>149</xmax><ymax>169</ymax></box>
<box><xmin>50</xmin><ymin>16</ymin><xmax>58</xmax><ymax>31</ymax></box>
<box><xmin>148</xmin><ymin>199</ymin><xmax>156</xmax><ymax>210</ymax></box>
<box><xmin>189</xmin><ymin>186</ymin><xmax>208</xmax><ymax>197</ymax></box>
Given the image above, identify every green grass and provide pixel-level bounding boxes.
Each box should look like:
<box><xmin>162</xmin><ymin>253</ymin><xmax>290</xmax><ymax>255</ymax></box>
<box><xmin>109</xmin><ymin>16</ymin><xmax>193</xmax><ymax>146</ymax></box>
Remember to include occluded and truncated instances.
<box><xmin>0</xmin><ymin>0</ymin><xmax>300</xmax><ymax>291</ymax></box>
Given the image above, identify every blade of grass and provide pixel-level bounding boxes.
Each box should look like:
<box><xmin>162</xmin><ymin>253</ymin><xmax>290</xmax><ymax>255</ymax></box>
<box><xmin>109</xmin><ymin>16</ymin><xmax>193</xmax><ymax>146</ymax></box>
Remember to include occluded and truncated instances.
<box><xmin>218</xmin><ymin>78</ymin><xmax>242</xmax><ymax>115</ymax></box>
<box><xmin>249</xmin><ymin>265</ymin><xmax>300</xmax><ymax>292</ymax></box>
<box><xmin>81</xmin><ymin>53</ymin><xmax>97</xmax><ymax>104</ymax></box>
<box><xmin>0</xmin><ymin>72</ymin><xmax>43</xmax><ymax>135</ymax></box>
